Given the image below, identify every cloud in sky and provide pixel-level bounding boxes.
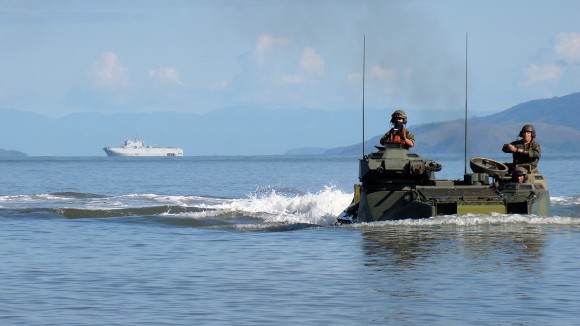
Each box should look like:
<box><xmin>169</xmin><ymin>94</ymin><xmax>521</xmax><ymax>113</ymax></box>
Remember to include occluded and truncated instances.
<box><xmin>554</xmin><ymin>32</ymin><xmax>580</xmax><ymax>64</ymax></box>
<box><xmin>149</xmin><ymin>67</ymin><xmax>184</xmax><ymax>86</ymax></box>
<box><xmin>209</xmin><ymin>81</ymin><xmax>228</xmax><ymax>90</ymax></box>
<box><xmin>66</xmin><ymin>52</ymin><xmax>135</xmax><ymax>110</ymax></box>
<box><xmin>71</xmin><ymin>53</ymin><xmax>191</xmax><ymax>111</ymax></box>
<box><xmin>85</xmin><ymin>52</ymin><xmax>130</xmax><ymax>89</ymax></box>
<box><xmin>300</xmin><ymin>47</ymin><xmax>324</xmax><ymax>76</ymax></box>
<box><xmin>522</xmin><ymin>64</ymin><xmax>565</xmax><ymax>86</ymax></box>
<box><xmin>278</xmin><ymin>47</ymin><xmax>325</xmax><ymax>86</ymax></box>
<box><xmin>2</xmin><ymin>1</ymin><xmax>580</xmax><ymax>118</ymax></box>
<box><xmin>229</xmin><ymin>32</ymin><xmax>334</xmax><ymax>107</ymax></box>
<box><xmin>254</xmin><ymin>33</ymin><xmax>290</xmax><ymax>66</ymax></box>
<box><xmin>521</xmin><ymin>32</ymin><xmax>580</xmax><ymax>86</ymax></box>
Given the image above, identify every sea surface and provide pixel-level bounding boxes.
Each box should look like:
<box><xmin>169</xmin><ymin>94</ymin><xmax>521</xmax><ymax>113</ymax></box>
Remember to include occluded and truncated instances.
<box><xmin>1</xmin><ymin>153</ymin><xmax>580</xmax><ymax>325</ymax></box>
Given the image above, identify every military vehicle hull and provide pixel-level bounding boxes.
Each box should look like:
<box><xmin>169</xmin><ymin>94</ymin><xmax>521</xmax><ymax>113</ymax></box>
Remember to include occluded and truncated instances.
<box><xmin>338</xmin><ymin>145</ymin><xmax>550</xmax><ymax>223</ymax></box>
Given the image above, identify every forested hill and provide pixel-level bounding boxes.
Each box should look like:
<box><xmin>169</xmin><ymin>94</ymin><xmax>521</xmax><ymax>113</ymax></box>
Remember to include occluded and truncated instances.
<box><xmin>326</xmin><ymin>91</ymin><xmax>580</xmax><ymax>156</ymax></box>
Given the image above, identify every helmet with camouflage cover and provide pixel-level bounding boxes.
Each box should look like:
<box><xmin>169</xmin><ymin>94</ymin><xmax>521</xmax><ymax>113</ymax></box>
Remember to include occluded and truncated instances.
<box><xmin>519</xmin><ymin>124</ymin><xmax>536</xmax><ymax>138</ymax></box>
<box><xmin>390</xmin><ymin>109</ymin><xmax>407</xmax><ymax>124</ymax></box>
<box><xmin>513</xmin><ymin>166</ymin><xmax>527</xmax><ymax>175</ymax></box>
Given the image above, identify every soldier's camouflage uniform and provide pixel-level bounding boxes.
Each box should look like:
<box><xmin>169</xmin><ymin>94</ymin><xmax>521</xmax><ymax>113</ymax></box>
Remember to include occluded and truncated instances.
<box><xmin>502</xmin><ymin>140</ymin><xmax>541</xmax><ymax>172</ymax></box>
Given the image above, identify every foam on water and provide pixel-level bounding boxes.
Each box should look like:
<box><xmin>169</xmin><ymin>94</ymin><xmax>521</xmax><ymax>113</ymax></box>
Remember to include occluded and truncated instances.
<box><xmin>190</xmin><ymin>185</ymin><xmax>353</xmax><ymax>226</ymax></box>
<box><xmin>2</xmin><ymin>189</ymin><xmax>579</xmax><ymax>228</ymax></box>
<box><xmin>347</xmin><ymin>212</ymin><xmax>580</xmax><ymax>228</ymax></box>
<box><xmin>550</xmin><ymin>195</ymin><xmax>580</xmax><ymax>206</ymax></box>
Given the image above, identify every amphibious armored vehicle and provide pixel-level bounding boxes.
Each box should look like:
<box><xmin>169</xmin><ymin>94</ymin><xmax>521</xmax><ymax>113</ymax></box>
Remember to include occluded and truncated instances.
<box><xmin>337</xmin><ymin>144</ymin><xmax>550</xmax><ymax>223</ymax></box>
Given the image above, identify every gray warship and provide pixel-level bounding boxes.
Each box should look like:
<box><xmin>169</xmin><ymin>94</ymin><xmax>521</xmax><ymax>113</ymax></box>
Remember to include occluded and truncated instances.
<box><xmin>103</xmin><ymin>138</ymin><xmax>183</xmax><ymax>157</ymax></box>
<box><xmin>337</xmin><ymin>144</ymin><xmax>550</xmax><ymax>224</ymax></box>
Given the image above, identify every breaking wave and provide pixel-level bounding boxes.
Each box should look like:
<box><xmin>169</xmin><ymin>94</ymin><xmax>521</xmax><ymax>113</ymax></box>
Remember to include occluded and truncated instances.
<box><xmin>1</xmin><ymin>189</ymin><xmax>579</xmax><ymax>230</ymax></box>
<box><xmin>0</xmin><ymin>186</ymin><xmax>353</xmax><ymax>229</ymax></box>
<box><xmin>189</xmin><ymin>185</ymin><xmax>353</xmax><ymax>226</ymax></box>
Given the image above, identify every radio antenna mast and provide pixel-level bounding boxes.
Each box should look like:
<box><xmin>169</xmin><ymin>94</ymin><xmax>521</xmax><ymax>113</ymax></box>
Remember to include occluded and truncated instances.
<box><xmin>464</xmin><ymin>33</ymin><xmax>469</xmax><ymax>175</ymax></box>
<box><xmin>362</xmin><ymin>35</ymin><xmax>366</xmax><ymax>159</ymax></box>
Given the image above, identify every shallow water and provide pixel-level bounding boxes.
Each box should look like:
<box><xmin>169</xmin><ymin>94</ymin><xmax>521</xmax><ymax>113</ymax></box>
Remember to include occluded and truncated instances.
<box><xmin>1</xmin><ymin>154</ymin><xmax>580</xmax><ymax>325</ymax></box>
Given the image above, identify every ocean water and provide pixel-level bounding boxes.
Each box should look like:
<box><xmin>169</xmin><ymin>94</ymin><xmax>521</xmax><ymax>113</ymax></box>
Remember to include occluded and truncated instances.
<box><xmin>1</xmin><ymin>153</ymin><xmax>580</xmax><ymax>325</ymax></box>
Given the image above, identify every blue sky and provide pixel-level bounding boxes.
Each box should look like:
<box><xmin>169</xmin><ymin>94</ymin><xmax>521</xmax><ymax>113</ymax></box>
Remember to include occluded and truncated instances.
<box><xmin>1</xmin><ymin>0</ymin><xmax>580</xmax><ymax>119</ymax></box>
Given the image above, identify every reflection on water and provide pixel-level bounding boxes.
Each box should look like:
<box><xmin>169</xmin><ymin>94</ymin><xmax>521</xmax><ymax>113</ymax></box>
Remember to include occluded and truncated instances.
<box><xmin>362</xmin><ymin>227</ymin><xmax>441</xmax><ymax>267</ymax></box>
<box><xmin>352</xmin><ymin>223</ymin><xmax>579</xmax><ymax>325</ymax></box>
<box><xmin>352</xmin><ymin>223</ymin><xmax>580</xmax><ymax>325</ymax></box>
<box><xmin>361</xmin><ymin>224</ymin><xmax>545</xmax><ymax>269</ymax></box>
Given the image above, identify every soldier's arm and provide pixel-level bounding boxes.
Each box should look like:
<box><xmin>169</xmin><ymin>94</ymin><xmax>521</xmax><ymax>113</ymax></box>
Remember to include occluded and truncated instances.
<box><xmin>502</xmin><ymin>143</ymin><xmax>516</xmax><ymax>153</ymax></box>
<box><xmin>380</xmin><ymin>132</ymin><xmax>389</xmax><ymax>145</ymax></box>
<box><xmin>404</xmin><ymin>130</ymin><xmax>415</xmax><ymax>147</ymax></box>
<box><xmin>528</xmin><ymin>142</ymin><xmax>541</xmax><ymax>158</ymax></box>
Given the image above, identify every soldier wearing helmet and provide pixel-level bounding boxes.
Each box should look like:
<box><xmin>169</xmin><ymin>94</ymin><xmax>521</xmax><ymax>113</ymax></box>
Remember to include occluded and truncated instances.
<box><xmin>502</xmin><ymin>124</ymin><xmax>541</xmax><ymax>172</ymax></box>
<box><xmin>380</xmin><ymin>110</ymin><xmax>415</xmax><ymax>149</ymax></box>
<box><xmin>511</xmin><ymin>166</ymin><xmax>527</xmax><ymax>183</ymax></box>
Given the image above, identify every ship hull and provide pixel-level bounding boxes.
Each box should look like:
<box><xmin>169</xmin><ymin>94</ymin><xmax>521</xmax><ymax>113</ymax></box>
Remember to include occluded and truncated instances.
<box><xmin>103</xmin><ymin>148</ymin><xmax>183</xmax><ymax>157</ymax></box>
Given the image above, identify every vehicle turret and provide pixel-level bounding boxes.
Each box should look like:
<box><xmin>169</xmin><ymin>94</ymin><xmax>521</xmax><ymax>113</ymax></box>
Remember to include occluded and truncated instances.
<box><xmin>359</xmin><ymin>144</ymin><xmax>442</xmax><ymax>185</ymax></box>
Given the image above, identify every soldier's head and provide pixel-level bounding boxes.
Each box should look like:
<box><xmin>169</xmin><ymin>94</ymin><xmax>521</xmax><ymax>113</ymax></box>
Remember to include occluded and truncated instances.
<box><xmin>519</xmin><ymin>124</ymin><xmax>536</xmax><ymax>139</ymax></box>
<box><xmin>391</xmin><ymin>110</ymin><xmax>407</xmax><ymax>125</ymax></box>
<box><xmin>512</xmin><ymin>166</ymin><xmax>527</xmax><ymax>183</ymax></box>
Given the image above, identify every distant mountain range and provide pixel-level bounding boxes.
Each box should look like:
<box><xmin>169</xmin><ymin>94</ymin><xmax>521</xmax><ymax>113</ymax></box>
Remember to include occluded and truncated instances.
<box><xmin>1</xmin><ymin>91</ymin><xmax>579</xmax><ymax>156</ymax></box>
<box><xmin>0</xmin><ymin>106</ymin><xmax>373</xmax><ymax>156</ymax></box>
<box><xmin>320</xmin><ymin>91</ymin><xmax>580</xmax><ymax>156</ymax></box>
<box><xmin>0</xmin><ymin>104</ymin><xmax>456</xmax><ymax>156</ymax></box>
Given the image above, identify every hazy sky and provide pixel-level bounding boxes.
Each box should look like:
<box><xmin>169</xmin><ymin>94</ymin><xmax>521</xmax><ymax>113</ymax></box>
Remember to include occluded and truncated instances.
<box><xmin>1</xmin><ymin>0</ymin><xmax>580</xmax><ymax>118</ymax></box>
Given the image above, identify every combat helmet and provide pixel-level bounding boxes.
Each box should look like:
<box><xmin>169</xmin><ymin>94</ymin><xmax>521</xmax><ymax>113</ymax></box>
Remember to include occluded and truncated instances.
<box><xmin>511</xmin><ymin>166</ymin><xmax>528</xmax><ymax>182</ymax></box>
<box><xmin>519</xmin><ymin>124</ymin><xmax>536</xmax><ymax>138</ymax></box>
<box><xmin>390</xmin><ymin>109</ymin><xmax>408</xmax><ymax>124</ymax></box>
<box><xmin>513</xmin><ymin>166</ymin><xmax>527</xmax><ymax>175</ymax></box>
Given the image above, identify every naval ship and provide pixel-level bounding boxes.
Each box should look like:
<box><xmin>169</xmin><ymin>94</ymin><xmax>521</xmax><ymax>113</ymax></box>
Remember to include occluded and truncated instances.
<box><xmin>103</xmin><ymin>138</ymin><xmax>183</xmax><ymax>157</ymax></box>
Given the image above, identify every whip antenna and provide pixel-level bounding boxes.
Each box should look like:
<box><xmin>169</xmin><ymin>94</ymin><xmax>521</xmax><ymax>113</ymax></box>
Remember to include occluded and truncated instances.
<box><xmin>362</xmin><ymin>35</ymin><xmax>366</xmax><ymax>158</ymax></box>
<box><xmin>464</xmin><ymin>33</ymin><xmax>468</xmax><ymax>175</ymax></box>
